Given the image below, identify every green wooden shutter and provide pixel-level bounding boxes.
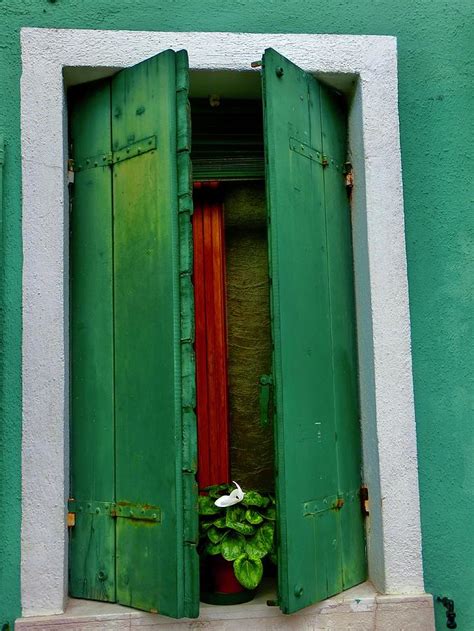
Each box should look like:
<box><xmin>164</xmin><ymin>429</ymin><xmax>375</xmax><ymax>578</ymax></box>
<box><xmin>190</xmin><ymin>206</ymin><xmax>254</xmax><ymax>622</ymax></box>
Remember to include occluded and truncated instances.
<box><xmin>69</xmin><ymin>49</ymin><xmax>198</xmax><ymax>619</ymax></box>
<box><xmin>262</xmin><ymin>49</ymin><xmax>366</xmax><ymax>615</ymax></box>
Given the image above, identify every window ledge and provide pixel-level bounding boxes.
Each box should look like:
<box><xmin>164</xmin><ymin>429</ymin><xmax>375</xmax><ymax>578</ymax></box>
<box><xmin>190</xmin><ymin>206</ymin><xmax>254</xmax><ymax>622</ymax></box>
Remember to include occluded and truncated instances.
<box><xmin>16</xmin><ymin>582</ymin><xmax>435</xmax><ymax>630</ymax></box>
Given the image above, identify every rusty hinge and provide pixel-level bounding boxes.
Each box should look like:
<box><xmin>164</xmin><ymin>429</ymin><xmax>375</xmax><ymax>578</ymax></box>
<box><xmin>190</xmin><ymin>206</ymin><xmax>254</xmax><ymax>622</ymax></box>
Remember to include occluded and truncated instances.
<box><xmin>360</xmin><ymin>485</ymin><xmax>369</xmax><ymax>517</ymax></box>
<box><xmin>344</xmin><ymin>162</ymin><xmax>354</xmax><ymax>192</ymax></box>
<box><xmin>68</xmin><ymin>499</ymin><xmax>161</xmax><ymax>522</ymax></box>
<box><xmin>67</xmin><ymin>511</ymin><xmax>76</xmax><ymax>528</ymax></box>
<box><xmin>289</xmin><ymin>138</ymin><xmax>343</xmax><ymax>171</ymax></box>
<box><xmin>73</xmin><ymin>135</ymin><xmax>157</xmax><ymax>172</ymax></box>
<box><xmin>303</xmin><ymin>488</ymin><xmax>362</xmax><ymax>517</ymax></box>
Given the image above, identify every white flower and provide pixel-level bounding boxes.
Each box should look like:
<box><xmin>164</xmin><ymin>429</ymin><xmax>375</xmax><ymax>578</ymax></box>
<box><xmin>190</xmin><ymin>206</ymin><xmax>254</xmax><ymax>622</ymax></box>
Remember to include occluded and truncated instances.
<box><xmin>214</xmin><ymin>481</ymin><xmax>245</xmax><ymax>508</ymax></box>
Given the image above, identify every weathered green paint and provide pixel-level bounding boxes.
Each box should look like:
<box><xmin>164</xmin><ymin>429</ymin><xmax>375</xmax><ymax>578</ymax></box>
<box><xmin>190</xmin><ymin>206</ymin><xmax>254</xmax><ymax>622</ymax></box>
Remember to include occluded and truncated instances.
<box><xmin>69</xmin><ymin>78</ymin><xmax>116</xmax><ymax>603</ymax></box>
<box><xmin>263</xmin><ymin>49</ymin><xmax>365</xmax><ymax>614</ymax></box>
<box><xmin>319</xmin><ymin>83</ymin><xmax>367</xmax><ymax>589</ymax></box>
<box><xmin>112</xmin><ymin>48</ymin><xmax>197</xmax><ymax>618</ymax></box>
<box><xmin>1</xmin><ymin>3</ymin><xmax>472</xmax><ymax>630</ymax></box>
<box><xmin>68</xmin><ymin>50</ymin><xmax>198</xmax><ymax>619</ymax></box>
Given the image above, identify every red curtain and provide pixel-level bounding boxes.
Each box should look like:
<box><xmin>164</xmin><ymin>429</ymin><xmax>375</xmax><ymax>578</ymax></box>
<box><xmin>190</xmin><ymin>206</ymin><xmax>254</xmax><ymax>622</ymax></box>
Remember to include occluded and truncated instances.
<box><xmin>193</xmin><ymin>182</ymin><xmax>230</xmax><ymax>489</ymax></box>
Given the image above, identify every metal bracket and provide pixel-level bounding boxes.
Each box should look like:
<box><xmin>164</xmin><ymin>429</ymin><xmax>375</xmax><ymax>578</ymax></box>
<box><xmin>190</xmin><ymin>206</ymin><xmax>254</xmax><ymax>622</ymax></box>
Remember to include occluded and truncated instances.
<box><xmin>68</xmin><ymin>499</ymin><xmax>161</xmax><ymax>522</ymax></box>
<box><xmin>289</xmin><ymin>137</ymin><xmax>342</xmax><ymax>171</ymax></box>
<box><xmin>112</xmin><ymin>136</ymin><xmax>157</xmax><ymax>165</ymax></box>
<box><xmin>74</xmin><ymin>135</ymin><xmax>157</xmax><ymax>172</ymax></box>
<box><xmin>303</xmin><ymin>488</ymin><xmax>360</xmax><ymax>517</ymax></box>
<box><xmin>259</xmin><ymin>374</ymin><xmax>273</xmax><ymax>427</ymax></box>
<box><xmin>303</xmin><ymin>494</ymin><xmax>340</xmax><ymax>516</ymax></box>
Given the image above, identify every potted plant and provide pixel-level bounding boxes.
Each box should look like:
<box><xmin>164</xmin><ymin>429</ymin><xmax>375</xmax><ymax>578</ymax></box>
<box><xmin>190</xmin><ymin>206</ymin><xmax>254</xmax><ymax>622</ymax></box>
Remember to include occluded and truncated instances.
<box><xmin>198</xmin><ymin>483</ymin><xmax>277</xmax><ymax>605</ymax></box>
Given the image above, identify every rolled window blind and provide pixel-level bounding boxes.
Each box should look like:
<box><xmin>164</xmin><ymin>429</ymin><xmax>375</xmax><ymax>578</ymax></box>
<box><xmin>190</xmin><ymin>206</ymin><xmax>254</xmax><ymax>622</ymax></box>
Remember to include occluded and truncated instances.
<box><xmin>190</xmin><ymin>98</ymin><xmax>264</xmax><ymax>181</ymax></box>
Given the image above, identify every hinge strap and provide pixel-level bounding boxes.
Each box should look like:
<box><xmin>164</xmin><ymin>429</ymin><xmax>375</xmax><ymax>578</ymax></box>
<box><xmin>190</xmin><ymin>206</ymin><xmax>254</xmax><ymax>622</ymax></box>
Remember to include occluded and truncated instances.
<box><xmin>289</xmin><ymin>137</ymin><xmax>343</xmax><ymax>171</ymax></box>
<box><xmin>303</xmin><ymin>488</ymin><xmax>361</xmax><ymax>517</ymax></box>
<box><xmin>74</xmin><ymin>135</ymin><xmax>157</xmax><ymax>172</ymax></box>
<box><xmin>68</xmin><ymin>499</ymin><xmax>161</xmax><ymax>522</ymax></box>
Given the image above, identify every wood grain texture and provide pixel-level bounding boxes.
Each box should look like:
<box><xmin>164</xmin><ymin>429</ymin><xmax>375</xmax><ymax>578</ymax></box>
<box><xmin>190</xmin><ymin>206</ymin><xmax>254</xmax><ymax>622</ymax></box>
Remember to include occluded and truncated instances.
<box><xmin>320</xmin><ymin>84</ymin><xmax>367</xmax><ymax>590</ymax></box>
<box><xmin>262</xmin><ymin>48</ymin><xmax>365</xmax><ymax>614</ymax></box>
<box><xmin>70</xmin><ymin>50</ymin><xmax>198</xmax><ymax>619</ymax></box>
<box><xmin>112</xmin><ymin>49</ymin><xmax>198</xmax><ymax>618</ymax></box>
<box><xmin>69</xmin><ymin>79</ymin><xmax>116</xmax><ymax>603</ymax></box>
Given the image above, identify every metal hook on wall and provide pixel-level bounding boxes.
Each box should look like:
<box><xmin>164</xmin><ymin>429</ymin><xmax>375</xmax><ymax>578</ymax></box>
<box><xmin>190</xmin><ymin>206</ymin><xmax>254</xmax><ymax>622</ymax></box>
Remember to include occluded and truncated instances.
<box><xmin>437</xmin><ymin>596</ymin><xmax>457</xmax><ymax>629</ymax></box>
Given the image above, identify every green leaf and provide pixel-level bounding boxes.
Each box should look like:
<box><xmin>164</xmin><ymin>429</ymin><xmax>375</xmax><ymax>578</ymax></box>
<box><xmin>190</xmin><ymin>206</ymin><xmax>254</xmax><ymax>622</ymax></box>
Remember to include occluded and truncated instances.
<box><xmin>221</xmin><ymin>531</ymin><xmax>246</xmax><ymax>561</ymax></box>
<box><xmin>245</xmin><ymin>533</ymin><xmax>268</xmax><ymax>560</ymax></box>
<box><xmin>245</xmin><ymin>508</ymin><xmax>264</xmax><ymax>525</ymax></box>
<box><xmin>198</xmin><ymin>495</ymin><xmax>220</xmax><ymax>516</ymax></box>
<box><xmin>227</xmin><ymin>505</ymin><xmax>245</xmax><ymax>522</ymax></box>
<box><xmin>213</xmin><ymin>516</ymin><xmax>227</xmax><ymax>528</ymax></box>
<box><xmin>242</xmin><ymin>491</ymin><xmax>269</xmax><ymax>508</ymax></box>
<box><xmin>226</xmin><ymin>510</ymin><xmax>255</xmax><ymax>535</ymax></box>
<box><xmin>201</xmin><ymin>520</ymin><xmax>214</xmax><ymax>530</ymax></box>
<box><xmin>204</xmin><ymin>541</ymin><xmax>222</xmax><ymax>556</ymax></box>
<box><xmin>263</xmin><ymin>506</ymin><xmax>276</xmax><ymax>521</ymax></box>
<box><xmin>207</xmin><ymin>526</ymin><xmax>225</xmax><ymax>544</ymax></box>
<box><xmin>233</xmin><ymin>555</ymin><xmax>263</xmax><ymax>590</ymax></box>
<box><xmin>206</xmin><ymin>484</ymin><xmax>234</xmax><ymax>499</ymax></box>
<box><xmin>254</xmin><ymin>521</ymin><xmax>274</xmax><ymax>554</ymax></box>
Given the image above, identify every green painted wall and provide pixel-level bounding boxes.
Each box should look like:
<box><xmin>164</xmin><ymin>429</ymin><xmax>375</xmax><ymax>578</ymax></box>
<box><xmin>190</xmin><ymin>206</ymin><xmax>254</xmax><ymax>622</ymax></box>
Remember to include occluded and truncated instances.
<box><xmin>0</xmin><ymin>1</ymin><xmax>471</xmax><ymax>629</ymax></box>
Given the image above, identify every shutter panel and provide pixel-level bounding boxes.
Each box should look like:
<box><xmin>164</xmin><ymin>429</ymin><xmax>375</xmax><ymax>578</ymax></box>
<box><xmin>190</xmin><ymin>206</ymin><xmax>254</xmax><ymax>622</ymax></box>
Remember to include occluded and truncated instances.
<box><xmin>69</xmin><ymin>49</ymin><xmax>198</xmax><ymax>619</ymax></box>
<box><xmin>112</xmin><ymin>50</ymin><xmax>198</xmax><ymax>618</ymax></box>
<box><xmin>69</xmin><ymin>79</ymin><xmax>116</xmax><ymax>603</ymax></box>
<box><xmin>262</xmin><ymin>49</ymin><xmax>366</xmax><ymax>614</ymax></box>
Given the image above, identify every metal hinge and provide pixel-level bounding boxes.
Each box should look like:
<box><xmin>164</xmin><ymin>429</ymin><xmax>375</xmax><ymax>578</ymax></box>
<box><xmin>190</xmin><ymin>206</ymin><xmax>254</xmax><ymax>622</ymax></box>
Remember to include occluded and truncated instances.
<box><xmin>73</xmin><ymin>135</ymin><xmax>157</xmax><ymax>172</ymax></box>
<box><xmin>303</xmin><ymin>488</ymin><xmax>361</xmax><ymax>517</ymax></box>
<box><xmin>68</xmin><ymin>499</ymin><xmax>161</xmax><ymax>523</ymax></box>
<box><xmin>360</xmin><ymin>485</ymin><xmax>369</xmax><ymax>517</ymax></box>
<box><xmin>344</xmin><ymin>162</ymin><xmax>354</xmax><ymax>192</ymax></box>
<box><xmin>289</xmin><ymin>138</ymin><xmax>343</xmax><ymax>171</ymax></box>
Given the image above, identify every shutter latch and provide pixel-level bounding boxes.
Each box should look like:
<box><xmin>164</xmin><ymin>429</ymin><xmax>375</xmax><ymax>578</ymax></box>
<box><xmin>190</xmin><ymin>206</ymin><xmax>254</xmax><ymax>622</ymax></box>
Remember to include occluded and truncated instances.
<box><xmin>259</xmin><ymin>374</ymin><xmax>273</xmax><ymax>426</ymax></box>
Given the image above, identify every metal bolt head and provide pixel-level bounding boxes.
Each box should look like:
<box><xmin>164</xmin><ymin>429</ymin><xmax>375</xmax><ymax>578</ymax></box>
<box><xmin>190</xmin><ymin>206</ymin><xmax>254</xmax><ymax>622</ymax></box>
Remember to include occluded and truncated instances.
<box><xmin>276</xmin><ymin>67</ymin><xmax>284</xmax><ymax>78</ymax></box>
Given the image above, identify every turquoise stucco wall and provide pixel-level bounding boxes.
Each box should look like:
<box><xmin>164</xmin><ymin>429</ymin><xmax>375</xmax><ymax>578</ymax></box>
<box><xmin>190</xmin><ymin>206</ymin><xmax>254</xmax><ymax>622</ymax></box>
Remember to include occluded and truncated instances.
<box><xmin>0</xmin><ymin>1</ymin><xmax>472</xmax><ymax>629</ymax></box>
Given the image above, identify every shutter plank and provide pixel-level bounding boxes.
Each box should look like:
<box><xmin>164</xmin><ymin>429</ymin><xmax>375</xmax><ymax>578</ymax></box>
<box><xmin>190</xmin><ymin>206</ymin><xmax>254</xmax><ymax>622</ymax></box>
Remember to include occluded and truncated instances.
<box><xmin>320</xmin><ymin>84</ymin><xmax>367</xmax><ymax>589</ymax></box>
<box><xmin>112</xmin><ymin>50</ymin><xmax>198</xmax><ymax>618</ymax></box>
<box><xmin>69</xmin><ymin>79</ymin><xmax>116</xmax><ymax>602</ymax></box>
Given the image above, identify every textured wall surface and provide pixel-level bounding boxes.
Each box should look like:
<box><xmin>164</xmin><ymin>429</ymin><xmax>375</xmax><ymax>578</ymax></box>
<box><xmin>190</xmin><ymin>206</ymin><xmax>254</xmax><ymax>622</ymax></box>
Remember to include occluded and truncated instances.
<box><xmin>0</xmin><ymin>2</ymin><xmax>472</xmax><ymax>630</ymax></box>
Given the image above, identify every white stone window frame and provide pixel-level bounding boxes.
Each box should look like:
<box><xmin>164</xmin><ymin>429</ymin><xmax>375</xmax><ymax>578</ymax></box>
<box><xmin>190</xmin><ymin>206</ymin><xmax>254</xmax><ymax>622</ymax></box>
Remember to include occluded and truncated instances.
<box><xmin>21</xmin><ymin>28</ymin><xmax>424</xmax><ymax>617</ymax></box>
